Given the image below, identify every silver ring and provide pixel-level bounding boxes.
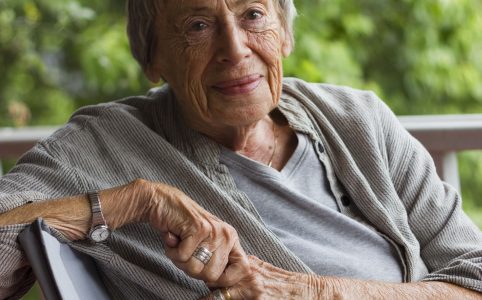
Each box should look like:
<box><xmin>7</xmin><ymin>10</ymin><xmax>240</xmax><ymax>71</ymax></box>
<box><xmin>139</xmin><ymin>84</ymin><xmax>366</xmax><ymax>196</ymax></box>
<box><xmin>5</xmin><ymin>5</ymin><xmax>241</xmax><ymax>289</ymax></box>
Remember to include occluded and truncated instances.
<box><xmin>192</xmin><ymin>246</ymin><xmax>213</xmax><ymax>265</ymax></box>
<box><xmin>213</xmin><ymin>289</ymin><xmax>226</xmax><ymax>300</ymax></box>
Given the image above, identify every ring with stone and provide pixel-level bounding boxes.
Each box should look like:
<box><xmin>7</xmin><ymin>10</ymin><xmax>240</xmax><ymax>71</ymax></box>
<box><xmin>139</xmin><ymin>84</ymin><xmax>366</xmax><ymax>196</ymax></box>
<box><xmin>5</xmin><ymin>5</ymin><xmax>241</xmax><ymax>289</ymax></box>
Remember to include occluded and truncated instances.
<box><xmin>191</xmin><ymin>246</ymin><xmax>213</xmax><ymax>265</ymax></box>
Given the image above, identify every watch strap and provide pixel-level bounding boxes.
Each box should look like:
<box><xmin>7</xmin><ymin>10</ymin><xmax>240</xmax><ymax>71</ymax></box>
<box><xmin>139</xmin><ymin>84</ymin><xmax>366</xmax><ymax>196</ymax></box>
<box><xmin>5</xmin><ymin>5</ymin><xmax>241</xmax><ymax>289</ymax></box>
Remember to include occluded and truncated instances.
<box><xmin>88</xmin><ymin>192</ymin><xmax>107</xmax><ymax>228</ymax></box>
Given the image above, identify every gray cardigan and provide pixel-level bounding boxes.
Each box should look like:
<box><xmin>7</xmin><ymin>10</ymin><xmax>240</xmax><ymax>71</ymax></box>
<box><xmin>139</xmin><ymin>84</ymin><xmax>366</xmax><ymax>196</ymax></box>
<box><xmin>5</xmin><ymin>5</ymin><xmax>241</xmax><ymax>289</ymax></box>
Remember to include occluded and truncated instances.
<box><xmin>1</xmin><ymin>78</ymin><xmax>481</xmax><ymax>299</ymax></box>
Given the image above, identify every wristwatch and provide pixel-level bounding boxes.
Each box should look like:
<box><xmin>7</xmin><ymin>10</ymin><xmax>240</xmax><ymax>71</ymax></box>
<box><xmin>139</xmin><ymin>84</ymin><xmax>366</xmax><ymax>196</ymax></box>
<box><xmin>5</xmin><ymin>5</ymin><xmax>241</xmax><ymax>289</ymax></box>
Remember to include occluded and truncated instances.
<box><xmin>88</xmin><ymin>191</ymin><xmax>111</xmax><ymax>243</ymax></box>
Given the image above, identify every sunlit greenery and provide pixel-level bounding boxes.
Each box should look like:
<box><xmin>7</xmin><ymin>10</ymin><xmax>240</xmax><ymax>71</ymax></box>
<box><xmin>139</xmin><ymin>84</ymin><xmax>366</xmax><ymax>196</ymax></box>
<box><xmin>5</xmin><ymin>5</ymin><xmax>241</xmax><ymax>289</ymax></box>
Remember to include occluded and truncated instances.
<box><xmin>1</xmin><ymin>1</ymin><xmax>480</xmax><ymax>299</ymax></box>
<box><xmin>286</xmin><ymin>0</ymin><xmax>482</xmax><ymax>115</ymax></box>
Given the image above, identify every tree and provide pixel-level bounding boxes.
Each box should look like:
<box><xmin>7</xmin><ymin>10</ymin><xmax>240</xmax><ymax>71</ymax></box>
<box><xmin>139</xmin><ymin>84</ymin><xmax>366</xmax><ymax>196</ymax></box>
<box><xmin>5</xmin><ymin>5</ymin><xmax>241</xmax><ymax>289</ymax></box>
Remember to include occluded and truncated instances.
<box><xmin>286</xmin><ymin>0</ymin><xmax>482</xmax><ymax>115</ymax></box>
<box><xmin>0</xmin><ymin>0</ymin><xmax>150</xmax><ymax>127</ymax></box>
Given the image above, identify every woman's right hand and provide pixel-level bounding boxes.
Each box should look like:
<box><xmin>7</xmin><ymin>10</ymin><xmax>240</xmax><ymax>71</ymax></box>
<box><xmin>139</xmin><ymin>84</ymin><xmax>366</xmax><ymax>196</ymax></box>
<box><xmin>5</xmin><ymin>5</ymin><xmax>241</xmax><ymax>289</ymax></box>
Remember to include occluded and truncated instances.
<box><xmin>103</xmin><ymin>179</ymin><xmax>251</xmax><ymax>287</ymax></box>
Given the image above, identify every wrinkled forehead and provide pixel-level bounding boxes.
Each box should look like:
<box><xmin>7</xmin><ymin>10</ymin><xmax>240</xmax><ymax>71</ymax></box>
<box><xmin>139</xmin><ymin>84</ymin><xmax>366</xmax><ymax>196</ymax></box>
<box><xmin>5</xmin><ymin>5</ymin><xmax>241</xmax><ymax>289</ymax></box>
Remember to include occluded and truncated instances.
<box><xmin>167</xmin><ymin>0</ymin><xmax>272</xmax><ymax>9</ymax></box>
<box><xmin>161</xmin><ymin>0</ymin><xmax>278</xmax><ymax>20</ymax></box>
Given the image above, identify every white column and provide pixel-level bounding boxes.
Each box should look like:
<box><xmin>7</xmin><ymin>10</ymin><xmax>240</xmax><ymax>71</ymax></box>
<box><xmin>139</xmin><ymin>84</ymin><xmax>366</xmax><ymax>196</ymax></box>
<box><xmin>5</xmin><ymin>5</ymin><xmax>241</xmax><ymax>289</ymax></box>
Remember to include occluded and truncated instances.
<box><xmin>431</xmin><ymin>151</ymin><xmax>461</xmax><ymax>192</ymax></box>
<box><xmin>443</xmin><ymin>152</ymin><xmax>461</xmax><ymax>192</ymax></box>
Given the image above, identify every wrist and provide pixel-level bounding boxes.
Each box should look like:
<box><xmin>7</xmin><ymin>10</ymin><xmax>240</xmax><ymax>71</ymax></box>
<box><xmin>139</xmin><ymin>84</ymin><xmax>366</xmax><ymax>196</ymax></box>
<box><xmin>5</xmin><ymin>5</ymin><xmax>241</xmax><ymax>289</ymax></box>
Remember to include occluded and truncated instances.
<box><xmin>42</xmin><ymin>195</ymin><xmax>91</xmax><ymax>240</ymax></box>
<box><xmin>100</xmin><ymin>179</ymin><xmax>153</xmax><ymax>230</ymax></box>
<box><xmin>134</xmin><ymin>179</ymin><xmax>164</xmax><ymax>225</ymax></box>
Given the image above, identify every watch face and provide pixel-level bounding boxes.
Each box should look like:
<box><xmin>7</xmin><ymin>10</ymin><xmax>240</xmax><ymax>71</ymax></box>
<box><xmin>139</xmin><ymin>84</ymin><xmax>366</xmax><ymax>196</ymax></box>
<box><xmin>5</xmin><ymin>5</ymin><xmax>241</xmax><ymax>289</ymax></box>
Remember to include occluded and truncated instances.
<box><xmin>90</xmin><ymin>225</ymin><xmax>110</xmax><ymax>242</ymax></box>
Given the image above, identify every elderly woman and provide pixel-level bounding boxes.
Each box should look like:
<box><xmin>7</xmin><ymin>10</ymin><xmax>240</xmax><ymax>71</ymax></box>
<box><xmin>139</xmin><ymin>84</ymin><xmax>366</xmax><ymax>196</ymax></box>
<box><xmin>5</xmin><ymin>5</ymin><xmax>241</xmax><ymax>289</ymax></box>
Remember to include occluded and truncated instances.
<box><xmin>1</xmin><ymin>0</ymin><xmax>481</xmax><ymax>299</ymax></box>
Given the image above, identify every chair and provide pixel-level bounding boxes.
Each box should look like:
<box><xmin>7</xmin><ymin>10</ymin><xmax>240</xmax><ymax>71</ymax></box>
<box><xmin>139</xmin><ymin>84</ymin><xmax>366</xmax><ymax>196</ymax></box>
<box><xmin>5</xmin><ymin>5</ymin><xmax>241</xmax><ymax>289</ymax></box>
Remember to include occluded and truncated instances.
<box><xmin>18</xmin><ymin>218</ymin><xmax>110</xmax><ymax>300</ymax></box>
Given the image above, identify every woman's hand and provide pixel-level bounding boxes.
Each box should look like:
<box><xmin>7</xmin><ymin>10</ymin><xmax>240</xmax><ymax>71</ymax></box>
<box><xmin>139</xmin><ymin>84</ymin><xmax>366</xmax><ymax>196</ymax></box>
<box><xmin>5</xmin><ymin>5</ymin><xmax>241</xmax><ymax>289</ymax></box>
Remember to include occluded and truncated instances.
<box><xmin>121</xmin><ymin>179</ymin><xmax>250</xmax><ymax>286</ymax></box>
<box><xmin>201</xmin><ymin>256</ymin><xmax>482</xmax><ymax>300</ymax></box>
<box><xmin>0</xmin><ymin>178</ymin><xmax>250</xmax><ymax>286</ymax></box>
<box><xmin>202</xmin><ymin>256</ymin><xmax>328</xmax><ymax>300</ymax></box>
<box><xmin>105</xmin><ymin>180</ymin><xmax>328</xmax><ymax>296</ymax></box>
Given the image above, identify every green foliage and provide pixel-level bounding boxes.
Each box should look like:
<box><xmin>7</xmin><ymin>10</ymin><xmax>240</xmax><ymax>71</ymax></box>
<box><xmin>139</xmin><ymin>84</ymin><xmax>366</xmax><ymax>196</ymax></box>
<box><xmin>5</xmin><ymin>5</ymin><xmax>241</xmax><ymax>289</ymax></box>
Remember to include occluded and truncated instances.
<box><xmin>0</xmin><ymin>0</ymin><xmax>151</xmax><ymax>127</ymax></box>
<box><xmin>286</xmin><ymin>0</ymin><xmax>482</xmax><ymax>115</ymax></box>
<box><xmin>2</xmin><ymin>0</ymin><xmax>481</xmax><ymax>120</ymax></box>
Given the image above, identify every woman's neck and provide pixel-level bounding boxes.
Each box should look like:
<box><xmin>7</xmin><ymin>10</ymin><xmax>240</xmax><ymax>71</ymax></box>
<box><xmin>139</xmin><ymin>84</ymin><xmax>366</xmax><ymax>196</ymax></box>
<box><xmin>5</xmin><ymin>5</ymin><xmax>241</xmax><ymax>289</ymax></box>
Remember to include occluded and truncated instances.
<box><xmin>198</xmin><ymin>112</ymin><xmax>297</xmax><ymax>170</ymax></box>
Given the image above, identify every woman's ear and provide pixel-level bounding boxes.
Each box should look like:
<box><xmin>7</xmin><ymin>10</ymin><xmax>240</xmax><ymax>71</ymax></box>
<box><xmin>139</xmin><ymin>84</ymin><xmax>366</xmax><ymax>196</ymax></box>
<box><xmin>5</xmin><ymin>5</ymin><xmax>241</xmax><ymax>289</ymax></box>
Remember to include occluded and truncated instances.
<box><xmin>281</xmin><ymin>28</ymin><xmax>293</xmax><ymax>57</ymax></box>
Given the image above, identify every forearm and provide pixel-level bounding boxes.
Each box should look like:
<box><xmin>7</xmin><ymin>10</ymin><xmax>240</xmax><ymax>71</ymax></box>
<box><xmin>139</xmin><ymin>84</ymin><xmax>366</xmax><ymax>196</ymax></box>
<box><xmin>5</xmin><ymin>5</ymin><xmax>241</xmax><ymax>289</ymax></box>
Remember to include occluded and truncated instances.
<box><xmin>0</xmin><ymin>197</ymin><xmax>95</xmax><ymax>298</ymax></box>
<box><xmin>320</xmin><ymin>277</ymin><xmax>481</xmax><ymax>300</ymax></box>
<box><xmin>0</xmin><ymin>194</ymin><xmax>90</xmax><ymax>240</ymax></box>
<box><xmin>219</xmin><ymin>256</ymin><xmax>481</xmax><ymax>299</ymax></box>
<box><xmin>0</xmin><ymin>179</ymin><xmax>158</xmax><ymax>298</ymax></box>
<box><xmin>0</xmin><ymin>180</ymin><xmax>149</xmax><ymax>240</ymax></box>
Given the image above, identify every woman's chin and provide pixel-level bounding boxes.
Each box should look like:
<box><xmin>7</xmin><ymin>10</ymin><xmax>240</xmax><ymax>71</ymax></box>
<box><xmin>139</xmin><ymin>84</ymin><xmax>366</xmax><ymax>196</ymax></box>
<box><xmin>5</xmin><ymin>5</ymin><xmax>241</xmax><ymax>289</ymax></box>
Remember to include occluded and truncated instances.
<box><xmin>210</xmin><ymin>103</ymin><xmax>272</xmax><ymax>127</ymax></box>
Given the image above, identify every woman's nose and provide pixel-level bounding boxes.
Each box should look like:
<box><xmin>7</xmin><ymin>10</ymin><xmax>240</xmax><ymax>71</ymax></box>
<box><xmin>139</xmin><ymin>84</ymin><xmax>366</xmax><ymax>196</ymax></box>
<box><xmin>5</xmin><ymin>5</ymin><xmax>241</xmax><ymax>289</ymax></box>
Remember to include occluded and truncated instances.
<box><xmin>216</xmin><ymin>20</ymin><xmax>252</xmax><ymax>65</ymax></box>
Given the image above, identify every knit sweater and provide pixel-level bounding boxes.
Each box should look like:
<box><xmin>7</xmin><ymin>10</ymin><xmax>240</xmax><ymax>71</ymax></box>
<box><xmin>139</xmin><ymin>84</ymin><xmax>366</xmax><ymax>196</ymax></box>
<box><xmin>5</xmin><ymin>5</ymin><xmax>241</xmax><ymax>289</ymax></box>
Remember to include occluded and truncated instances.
<box><xmin>1</xmin><ymin>78</ymin><xmax>481</xmax><ymax>299</ymax></box>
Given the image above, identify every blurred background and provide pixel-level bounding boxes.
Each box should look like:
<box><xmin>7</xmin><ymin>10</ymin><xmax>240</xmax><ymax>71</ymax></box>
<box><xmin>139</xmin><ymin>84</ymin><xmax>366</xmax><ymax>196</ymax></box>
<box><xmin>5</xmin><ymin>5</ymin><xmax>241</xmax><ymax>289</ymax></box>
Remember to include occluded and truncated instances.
<box><xmin>0</xmin><ymin>0</ymin><xmax>481</xmax><ymax>298</ymax></box>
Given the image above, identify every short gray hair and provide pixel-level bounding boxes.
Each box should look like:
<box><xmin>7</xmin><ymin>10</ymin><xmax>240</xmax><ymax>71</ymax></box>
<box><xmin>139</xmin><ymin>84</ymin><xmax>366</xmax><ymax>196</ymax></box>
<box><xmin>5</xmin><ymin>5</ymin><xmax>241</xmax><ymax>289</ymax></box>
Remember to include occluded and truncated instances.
<box><xmin>126</xmin><ymin>0</ymin><xmax>297</xmax><ymax>71</ymax></box>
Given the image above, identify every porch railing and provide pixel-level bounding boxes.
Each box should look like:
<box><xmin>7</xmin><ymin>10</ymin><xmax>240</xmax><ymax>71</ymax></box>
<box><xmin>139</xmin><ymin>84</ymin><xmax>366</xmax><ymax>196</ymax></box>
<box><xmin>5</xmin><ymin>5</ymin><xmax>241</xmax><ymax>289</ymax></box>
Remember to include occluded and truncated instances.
<box><xmin>398</xmin><ymin>114</ymin><xmax>482</xmax><ymax>191</ymax></box>
<box><xmin>1</xmin><ymin>114</ymin><xmax>482</xmax><ymax>191</ymax></box>
<box><xmin>0</xmin><ymin>126</ymin><xmax>57</xmax><ymax>176</ymax></box>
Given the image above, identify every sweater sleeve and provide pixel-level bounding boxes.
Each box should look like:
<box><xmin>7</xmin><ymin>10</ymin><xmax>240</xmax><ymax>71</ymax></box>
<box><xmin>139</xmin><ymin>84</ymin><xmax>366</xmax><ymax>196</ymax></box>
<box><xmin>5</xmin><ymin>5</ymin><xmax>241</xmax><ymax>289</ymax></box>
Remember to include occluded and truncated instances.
<box><xmin>0</xmin><ymin>142</ymin><xmax>85</xmax><ymax>299</ymax></box>
<box><xmin>376</xmin><ymin>99</ymin><xmax>482</xmax><ymax>292</ymax></box>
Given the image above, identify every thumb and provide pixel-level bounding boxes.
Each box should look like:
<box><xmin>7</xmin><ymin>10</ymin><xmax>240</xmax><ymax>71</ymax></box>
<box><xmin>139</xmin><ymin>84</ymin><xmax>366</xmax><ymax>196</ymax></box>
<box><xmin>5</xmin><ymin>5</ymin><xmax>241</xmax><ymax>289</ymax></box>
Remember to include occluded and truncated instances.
<box><xmin>163</xmin><ymin>231</ymin><xmax>180</xmax><ymax>248</ymax></box>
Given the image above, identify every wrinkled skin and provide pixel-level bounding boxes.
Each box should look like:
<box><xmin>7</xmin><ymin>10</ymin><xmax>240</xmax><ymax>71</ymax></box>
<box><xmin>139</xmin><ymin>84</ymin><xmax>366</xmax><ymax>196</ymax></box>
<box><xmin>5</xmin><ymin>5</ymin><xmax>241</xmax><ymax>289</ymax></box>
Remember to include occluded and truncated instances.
<box><xmin>146</xmin><ymin>0</ymin><xmax>292</xmax><ymax>148</ymax></box>
<box><xmin>200</xmin><ymin>257</ymin><xmax>482</xmax><ymax>300</ymax></box>
<box><xmin>109</xmin><ymin>179</ymin><xmax>251</xmax><ymax>286</ymax></box>
<box><xmin>105</xmin><ymin>180</ymin><xmax>326</xmax><ymax>296</ymax></box>
<box><xmin>202</xmin><ymin>256</ymin><xmax>326</xmax><ymax>299</ymax></box>
<box><xmin>0</xmin><ymin>178</ymin><xmax>251</xmax><ymax>288</ymax></box>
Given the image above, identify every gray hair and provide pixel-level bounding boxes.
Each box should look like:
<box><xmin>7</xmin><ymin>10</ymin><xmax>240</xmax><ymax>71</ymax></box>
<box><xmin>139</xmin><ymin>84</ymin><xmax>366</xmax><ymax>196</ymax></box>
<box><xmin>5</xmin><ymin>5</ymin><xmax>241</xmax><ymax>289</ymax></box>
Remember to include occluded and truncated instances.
<box><xmin>126</xmin><ymin>0</ymin><xmax>297</xmax><ymax>71</ymax></box>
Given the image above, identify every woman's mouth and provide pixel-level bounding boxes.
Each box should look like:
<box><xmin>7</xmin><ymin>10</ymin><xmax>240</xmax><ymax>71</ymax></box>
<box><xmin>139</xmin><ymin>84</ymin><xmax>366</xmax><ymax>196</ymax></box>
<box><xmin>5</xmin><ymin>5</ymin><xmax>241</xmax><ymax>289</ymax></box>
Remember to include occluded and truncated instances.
<box><xmin>212</xmin><ymin>75</ymin><xmax>263</xmax><ymax>96</ymax></box>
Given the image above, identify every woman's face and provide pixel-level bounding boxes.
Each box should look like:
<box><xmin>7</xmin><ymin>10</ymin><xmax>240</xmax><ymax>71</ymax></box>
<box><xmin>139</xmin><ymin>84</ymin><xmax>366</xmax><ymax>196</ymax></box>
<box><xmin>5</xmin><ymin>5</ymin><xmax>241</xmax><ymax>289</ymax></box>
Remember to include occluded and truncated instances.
<box><xmin>147</xmin><ymin>0</ymin><xmax>292</xmax><ymax>132</ymax></box>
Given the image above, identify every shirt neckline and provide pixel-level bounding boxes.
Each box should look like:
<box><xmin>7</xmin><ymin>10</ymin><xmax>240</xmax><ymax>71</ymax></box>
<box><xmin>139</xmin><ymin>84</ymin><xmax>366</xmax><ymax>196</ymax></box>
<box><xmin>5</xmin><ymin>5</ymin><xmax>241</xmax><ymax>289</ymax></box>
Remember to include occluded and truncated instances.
<box><xmin>220</xmin><ymin>132</ymin><xmax>310</xmax><ymax>180</ymax></box>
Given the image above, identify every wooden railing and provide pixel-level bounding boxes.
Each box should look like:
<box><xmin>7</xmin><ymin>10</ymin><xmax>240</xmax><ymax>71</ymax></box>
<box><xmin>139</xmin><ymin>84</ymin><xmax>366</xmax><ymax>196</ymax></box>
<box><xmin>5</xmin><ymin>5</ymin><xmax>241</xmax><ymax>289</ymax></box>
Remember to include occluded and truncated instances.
<box><xmin>1</xmin><ymin>114</ymin><xmax>482</xmax><ymax>191</ymax></box>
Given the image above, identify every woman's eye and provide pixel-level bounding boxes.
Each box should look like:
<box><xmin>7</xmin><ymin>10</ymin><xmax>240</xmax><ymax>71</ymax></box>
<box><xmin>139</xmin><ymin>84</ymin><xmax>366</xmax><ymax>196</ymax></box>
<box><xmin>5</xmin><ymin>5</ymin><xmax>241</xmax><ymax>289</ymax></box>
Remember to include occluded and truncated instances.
<box><xmin>190</xmin><ymin>21</ymin><xmax>208</xmax><ymax>32</ymax></box>
<box><xmin>246</xmin><ymin>9</ymin><xmax>264</xmax><ymax>21</ymax></box>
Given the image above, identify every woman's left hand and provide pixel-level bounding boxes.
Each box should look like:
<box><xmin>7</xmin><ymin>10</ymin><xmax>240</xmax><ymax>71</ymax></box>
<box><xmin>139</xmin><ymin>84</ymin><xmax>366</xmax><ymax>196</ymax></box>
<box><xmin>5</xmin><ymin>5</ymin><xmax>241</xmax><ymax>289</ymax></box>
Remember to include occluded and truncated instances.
<box><xmin>201</xmin><ymin>256</ymin><xmax>482</xmax><ymax>300</ymax></box>
<box><xmin>202</xmin><ymin>256</ymin><xmax>329</xmax><ymax>300</ymax></box>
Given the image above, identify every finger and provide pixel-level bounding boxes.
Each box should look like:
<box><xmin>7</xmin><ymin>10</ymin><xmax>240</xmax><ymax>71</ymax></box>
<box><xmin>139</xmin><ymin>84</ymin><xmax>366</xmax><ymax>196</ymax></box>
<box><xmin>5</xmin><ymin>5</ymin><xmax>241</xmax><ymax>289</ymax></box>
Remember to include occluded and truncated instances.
<box><xmin>166</xmin><ymin>224</ymin><xmax>211</xmax><ymax>262</ymax></box>
<box><xmin>174</xmin><ymin>256</ymin><xmax>206</xmax><ymax>278</ymax></box>
<box><xmin>174</xmin><ymin>241</ymin><xmax>215</xmax><ymax>277</ymax></box>
<box><xmin>223</xmin><ymin>286</ymin><xmax>248</xmax><ymax>300</ymax></box>
<box><xmin>176</xmin><ymin>223</ymin><xmax>238</xmax><ymax>281</ymax></box>
<box><xmin>201</xmin><ymin>237</ymin><xmax>234</xmax><ymax>283</ymax></box>
<box><xmin>162</xmin><ymin>231</ymin><xmax>180</xmax><ymax>248</ymax></box>
<box><xmin>198</xmin><ymin>224</ymin><xmax>240</xmax><ymax>283</ymax></box>
<box><xmin>207</xmin><ymin>240</ymin><xmax>250</xmax><ymax>287</ymax></box>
